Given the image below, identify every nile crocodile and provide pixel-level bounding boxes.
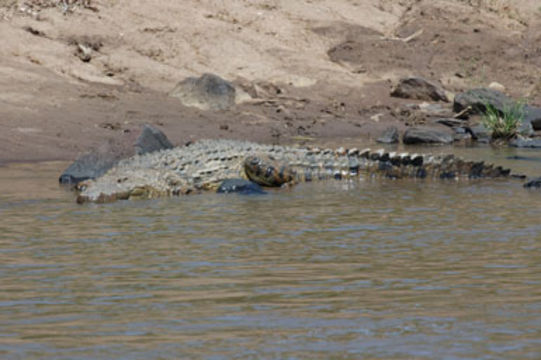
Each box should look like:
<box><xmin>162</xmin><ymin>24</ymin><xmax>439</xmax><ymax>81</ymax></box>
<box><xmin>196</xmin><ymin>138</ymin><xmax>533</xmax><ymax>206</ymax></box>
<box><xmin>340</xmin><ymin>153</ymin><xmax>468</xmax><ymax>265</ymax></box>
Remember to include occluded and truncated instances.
<box><xmin>74</xmin><ymin>139</ymin><xmax>530</xmax><ymax>203</ymax></box>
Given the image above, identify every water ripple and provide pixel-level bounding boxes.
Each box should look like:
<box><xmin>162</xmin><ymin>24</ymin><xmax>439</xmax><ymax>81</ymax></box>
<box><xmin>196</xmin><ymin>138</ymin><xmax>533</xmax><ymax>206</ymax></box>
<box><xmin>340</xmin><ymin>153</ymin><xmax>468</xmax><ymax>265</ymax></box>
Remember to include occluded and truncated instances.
<box><xmin>1</xmin><ymin>163</ymin><xmax>541</xmax><ymax>359</ymax></box>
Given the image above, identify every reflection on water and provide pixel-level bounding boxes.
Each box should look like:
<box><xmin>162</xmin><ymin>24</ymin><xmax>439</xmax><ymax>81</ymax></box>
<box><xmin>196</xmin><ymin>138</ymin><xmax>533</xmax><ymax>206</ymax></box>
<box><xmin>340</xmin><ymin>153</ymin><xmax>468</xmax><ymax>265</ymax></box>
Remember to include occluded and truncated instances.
<box><xmin>1</xmin><ymin>149</ymin><xmax>541</xmax><ymax>359</ymax></box>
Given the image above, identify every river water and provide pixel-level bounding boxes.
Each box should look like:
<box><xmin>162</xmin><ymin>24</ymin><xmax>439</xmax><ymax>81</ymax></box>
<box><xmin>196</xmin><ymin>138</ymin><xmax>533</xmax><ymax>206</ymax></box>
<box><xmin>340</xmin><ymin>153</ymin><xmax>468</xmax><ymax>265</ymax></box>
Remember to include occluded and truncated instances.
<box><xmin>1</xmin><ymin>147</ymin><xmax>541</xmax><ymax>359</ymax></box>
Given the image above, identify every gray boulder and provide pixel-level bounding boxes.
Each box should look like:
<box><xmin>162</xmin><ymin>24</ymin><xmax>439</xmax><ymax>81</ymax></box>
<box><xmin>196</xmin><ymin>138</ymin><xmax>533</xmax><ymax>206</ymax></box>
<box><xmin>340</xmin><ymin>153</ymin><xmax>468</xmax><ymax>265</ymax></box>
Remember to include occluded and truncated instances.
<box><xmin>453</xmin><ymin>88</ymin><xmax>514</xmax><ymax>115</ymax></box>
<box><xmin>391</xmin><ymin>77</ymin><xmax>449</xmax><ymax>102</ymax></box>
<box><xmin>59</xmin><ymin>124</ymin><xmax>173</xmax><ymax>185</ymax></box>
<box><xmin>59</xmin><ymin>149</ymin><xmax>123</xmax><ymax>185</ymax></box>
<box><xmin>135</xmin><ymin>124</ymin><xmax>173</xmax><ymax>155</ymax></box>
<box><xmin>169</xmin><ymin>73</ymin><xmax>236</xmax><ymax>111</ymax></box>
<box><xmin>403</xmin><ymin>127</ymin><xmax>454</xmax><ymax>145</ymax></box>
<box><xmin>376</xmin><ymin>126</ymin><xmax>399</xmax><ymax>144</ymax></box>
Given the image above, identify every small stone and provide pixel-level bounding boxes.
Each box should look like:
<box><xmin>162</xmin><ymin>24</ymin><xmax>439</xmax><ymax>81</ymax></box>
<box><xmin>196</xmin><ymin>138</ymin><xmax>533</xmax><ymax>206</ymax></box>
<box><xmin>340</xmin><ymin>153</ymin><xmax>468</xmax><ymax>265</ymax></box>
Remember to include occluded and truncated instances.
<box><xmin>76</xmin><ymin>43</ymin><xmax>93</xmax><ymax>62</ymax></box>
<box><xmin>376</xmin><ymin>126</ymin><xmax>399</xmax><ymax>144</ymax></box>
<box><xmin>217</xmin><ymin>179</ymin><xmax>266</xmax><ymax>195</ymax></box>
<box><xmin>433</xmin><ymin>118</ymin><xmax>465</xmax><ymax>128</ymax></box>
<box><xmin>403</xmin><ymin>127</ymin><xmax>454</xmax><ymax>145</ymax></box>
<box><xmin>453</xmin><ymin>127</ymin><xmax>472</xmax><ymax>141</ymax></box>
<box><xmin>169</xmin><ymin>73</ymin><xmax>236</xmax><ymax>111</ymax></box>
<box><xmin>390</xmin><ymin>77</ymin><xmax>449</xmax><ymax>102</ymax></box>
<box><xmin>467</xmin><ymin>123</ymin><xmax>491</xmax><ymax>142</ymax></box>
<box><xmin>488</xmin><ymin>82</ymin><xmax>505</xmax><ymax>92</ymax></box>
<box><xmin>418</xmin><ymin>102</ymin><xmax>454</xmax><ymax>117</ymax></box>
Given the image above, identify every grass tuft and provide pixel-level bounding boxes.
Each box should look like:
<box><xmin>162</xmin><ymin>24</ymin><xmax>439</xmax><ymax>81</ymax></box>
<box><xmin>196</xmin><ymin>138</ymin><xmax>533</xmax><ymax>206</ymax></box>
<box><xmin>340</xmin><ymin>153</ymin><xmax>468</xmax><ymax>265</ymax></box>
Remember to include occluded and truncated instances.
<box><xmin>482</xmin><ymin>101</ymin><xmax>525</xmax><ymax>140</ymax></box>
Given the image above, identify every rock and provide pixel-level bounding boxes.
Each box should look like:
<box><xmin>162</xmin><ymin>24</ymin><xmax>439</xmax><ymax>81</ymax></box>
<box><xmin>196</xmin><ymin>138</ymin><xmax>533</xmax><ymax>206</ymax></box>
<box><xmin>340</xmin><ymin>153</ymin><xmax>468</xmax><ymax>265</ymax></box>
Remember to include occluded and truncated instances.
<box><xmin>453</xmin><ymin>126</ymin><xmax>472</xmax><ymax>141</ymax></box>
<box><xmin>488</xmin><ymin>82</ymin><xmax>505</xmax><ymax>92</ymax></box>
<box><xmin>467</xmin><ymin>123</ymin><xmax>491</xmax><ymax>143</ymax></box>
<box><xmin>217</xmin><ymin>179</ymin><xmax>266</xmax><ymax>195</ymax></box>
<box><xmin>432</xmin><ymin>118</ymin><xmax>465</xmax><ymax>128</ymax></box>
<box><xmin>134</xmin><ymin>124</ymin><xmax>173</xmax><ymax>155</ymax></box>
<box><xmin>517</xmin><ymin>117</ymin><xmax>535</xmax><ymax>137</ymax></box>
<box><xmin>418</xmin><ymin>102</ymin><xmax>454</xmax><ymax>117</ymax></box>
<box><xmin>403</xmin><ymin>127</ymin><xmax>454</xmax><ymax>145</ymax></box>
<box><xmin>525</xmin><ymin>106</ymin><xmax>541</xmax><ymax>131</ymax></box>
<box><xmin>453</xmin><ymin>88</ymin><xmax>514</xmax><ymax>115</ymax></box>
<box><xmin>76</xmin><ymin>43</ymin><xmax>93</xmax><ymax>62</ymax></box>
<box><xmin>429</xmin><ymin>117</ymin><xmax>473</xmax><ymax>142</ymax></box>
<box><xmin>454</xmin><ymin>89</ymin><xmax>541</xmax><ymax>131</ymax></box>
<box><xmin>390</xmin><ymin>77</ymin><xmax>449</xmax><ymax>102</ymax></box>
<box><xmin>169</xmin><ymin>73</ymin><xmax>236</xmax><ymax>111</ymax></box>
<box><xmin>59</xmin><ymin>124</ymin><xmax>173</xmax><ymax>185</ymax></box>
<box><xmin>59</xmin><ymin>149</ymin><xmax>124</xmax><ymax>185</ymax></box>
<box><xmin>509</xmin><ymin>136</ymin><xmax>541</xmax><ymax>148</ymax></box>
<box><xmin>524</xmin><ymin>177</ymin><xmax>541</xmax><ymax>189</ymax></box>
<box><xmin>376</xmin><ymin>126</ymin><xmax>399</xmax><ymax>144</ymax></box>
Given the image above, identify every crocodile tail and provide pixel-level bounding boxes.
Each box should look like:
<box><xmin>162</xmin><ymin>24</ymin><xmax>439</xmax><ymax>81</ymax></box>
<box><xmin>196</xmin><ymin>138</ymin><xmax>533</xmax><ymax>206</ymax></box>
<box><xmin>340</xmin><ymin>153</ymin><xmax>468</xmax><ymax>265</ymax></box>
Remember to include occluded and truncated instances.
<box><xmin>361</xmin><ymin>150</ymin><xmax>513</xmax><ymax>179</ymax></box>
<box><xmin>244</xmin><ymin>150</ymin><xmax>514</xmax><ymax>187</ymax></box>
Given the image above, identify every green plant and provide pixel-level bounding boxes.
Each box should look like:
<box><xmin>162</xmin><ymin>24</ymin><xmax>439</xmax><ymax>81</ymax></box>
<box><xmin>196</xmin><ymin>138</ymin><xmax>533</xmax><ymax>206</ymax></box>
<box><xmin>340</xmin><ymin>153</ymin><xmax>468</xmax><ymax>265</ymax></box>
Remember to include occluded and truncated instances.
<box><xmin>482</xmin><ymin>101</ymin><xmax>525</xmax><ymax>140</ymax></box>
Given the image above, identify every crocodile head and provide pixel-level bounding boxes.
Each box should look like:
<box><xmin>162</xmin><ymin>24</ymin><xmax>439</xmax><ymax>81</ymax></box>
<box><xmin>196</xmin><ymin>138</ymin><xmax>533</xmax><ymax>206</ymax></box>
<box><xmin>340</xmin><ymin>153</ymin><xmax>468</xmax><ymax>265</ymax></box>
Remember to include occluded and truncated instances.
<box><xmin>244</xmin><ymin>155</ymin><xmax>294</xmax><ymax>187</ymax></box>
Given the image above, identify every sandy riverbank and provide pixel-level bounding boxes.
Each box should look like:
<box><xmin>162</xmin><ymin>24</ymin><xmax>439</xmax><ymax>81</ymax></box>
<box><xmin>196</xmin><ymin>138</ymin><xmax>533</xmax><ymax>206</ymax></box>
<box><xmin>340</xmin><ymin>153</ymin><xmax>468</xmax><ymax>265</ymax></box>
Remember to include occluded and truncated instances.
<box><xmin>0</xmin><ymin>0</ymin><xmax>540</xmax><ymax>164</ymax></box>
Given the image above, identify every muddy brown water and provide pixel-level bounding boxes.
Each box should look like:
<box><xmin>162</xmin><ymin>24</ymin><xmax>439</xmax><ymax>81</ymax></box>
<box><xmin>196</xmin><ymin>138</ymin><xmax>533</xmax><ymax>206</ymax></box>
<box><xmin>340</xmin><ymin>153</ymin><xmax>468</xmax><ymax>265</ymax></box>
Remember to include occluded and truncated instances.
<box><xmin>1</xmin><ymin>146</ymin><xmax>541</xmax><ymax>359</ymax></box>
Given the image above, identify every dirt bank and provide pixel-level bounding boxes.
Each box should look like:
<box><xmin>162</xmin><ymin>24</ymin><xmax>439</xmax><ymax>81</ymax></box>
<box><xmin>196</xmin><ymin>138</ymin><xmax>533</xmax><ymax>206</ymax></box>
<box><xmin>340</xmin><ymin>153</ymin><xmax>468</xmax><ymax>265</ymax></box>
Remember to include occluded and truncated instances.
<box><xmin>0</xmin><ymin>0</ymin><xmax>540</xmax><ymax>163</ymax></box>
